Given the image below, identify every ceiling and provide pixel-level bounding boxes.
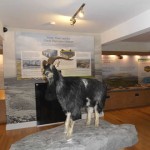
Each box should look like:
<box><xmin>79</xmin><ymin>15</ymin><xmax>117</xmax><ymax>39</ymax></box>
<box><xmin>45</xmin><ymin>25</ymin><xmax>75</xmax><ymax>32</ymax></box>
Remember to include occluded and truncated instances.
<box><xmin>123</xmin><ymin>31</ymin><xmax>150</xmax><ymax>42</ymax></box>
<box><xmin>0</xmin><ymin>0</ymin><xmax>150</xmax><ymax>41</ymax></box>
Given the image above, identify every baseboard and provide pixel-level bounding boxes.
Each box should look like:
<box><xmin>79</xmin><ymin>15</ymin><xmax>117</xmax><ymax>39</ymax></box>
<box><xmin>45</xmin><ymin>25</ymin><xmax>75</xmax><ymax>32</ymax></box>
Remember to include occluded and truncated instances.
<box><xmin>6</xmin><ymin>121</ymin><xmax>37</xmax><ymax>130</ymax></box>
<box><xmin>37</xmin><ymin>121</ymin><xmax>64</xmax><ymax>127</ymax></box>
<box><xmin>6</xmin><ymin>112</ymin><xmax>104</xmax><ymax>130</ymax></box>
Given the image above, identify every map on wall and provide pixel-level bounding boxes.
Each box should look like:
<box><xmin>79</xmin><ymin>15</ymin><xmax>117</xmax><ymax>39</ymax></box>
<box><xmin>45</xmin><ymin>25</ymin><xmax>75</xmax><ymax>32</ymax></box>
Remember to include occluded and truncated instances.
<box><xmin>138</xmin><ymin>58</ymin><xmax>150</xmax><ymax>84</ymax></box>
<box><xmin>15</xmin><ymin>32</ymin><xmax>94</xmax><ymax>79</ymax></box>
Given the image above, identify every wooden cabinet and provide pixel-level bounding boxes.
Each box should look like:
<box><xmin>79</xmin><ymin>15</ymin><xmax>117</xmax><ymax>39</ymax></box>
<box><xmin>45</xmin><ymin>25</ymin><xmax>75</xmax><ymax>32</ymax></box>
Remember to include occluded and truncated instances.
<box><xmin>0</xmin><ymin>90</ymin><xmax>6</xmax><ymax>124</ymax></box>
<box><xmin>105</xmin><ymin>88</ymin><xmax>150</xmax><ymax>110</ymax></box>
<box><xmin>0</xmin><ymin>100</ymin><xmax>6</xmax><ymax>124</ymax></box>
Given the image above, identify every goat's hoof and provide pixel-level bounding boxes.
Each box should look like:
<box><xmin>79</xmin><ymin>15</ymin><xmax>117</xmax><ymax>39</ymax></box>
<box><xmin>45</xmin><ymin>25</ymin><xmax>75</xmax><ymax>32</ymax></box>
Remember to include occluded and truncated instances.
<box><xmin>65</xmin><ymin>134</ymin><xmax>72</xmax><ymax>141</ymax></box>
<box><xmin>95</xmin><ymin>124</ymin><xmax>99</xmax><ymax>127</ymax></box>
<box><xmin>66</xmin><ymin>138</ymin><xmax>72</xmax><ymax>142</ymax></box>
<box><xmin>86</xmin><ymin>123</ymin><xmax>91</xmax><ymax>126</ymax></box>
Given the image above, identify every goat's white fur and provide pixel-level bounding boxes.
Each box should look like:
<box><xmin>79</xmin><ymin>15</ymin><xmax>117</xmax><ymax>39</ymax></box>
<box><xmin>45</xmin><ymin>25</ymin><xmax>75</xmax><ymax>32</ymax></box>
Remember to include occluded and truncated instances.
<box><xmin>94</xmin><ymin>105</ymin><xmax>100</xmax><ymax>127</ymax></box>
<box><xmin>86</xmin><ymin>107</ymin><xmax>93</xmax><ymax>126</ymax></box>
<box><xmin>86</xmin><ymin>97</ymin><xmax>91</xmax><ymax>107</ymax></box>
<box><xmin>67</xmin><ymin>119</ymin><xmax>75</xmax><ymax>138</ymax></box>
<box><xmin>82</xmin><ymin>79</ymin><xmax>88</xmax><ymax>88</ymax></box>
<box><xmin>65</xmin><ymin>112</ymin><xmax>71</xmax><ymax>133</ymax></box>
<box><xmin>65</xmin><ymin>112</ymin><xmax>75</xmax><ymax>139</ymax></box>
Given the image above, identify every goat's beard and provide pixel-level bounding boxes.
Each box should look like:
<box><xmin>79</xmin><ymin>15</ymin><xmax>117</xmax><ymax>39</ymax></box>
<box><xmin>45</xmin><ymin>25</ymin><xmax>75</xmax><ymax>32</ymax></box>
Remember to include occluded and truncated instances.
<box><xmin>47</xmin><ymin>77</ymin><xmax>54</xmax><ymax>85</ymax></box>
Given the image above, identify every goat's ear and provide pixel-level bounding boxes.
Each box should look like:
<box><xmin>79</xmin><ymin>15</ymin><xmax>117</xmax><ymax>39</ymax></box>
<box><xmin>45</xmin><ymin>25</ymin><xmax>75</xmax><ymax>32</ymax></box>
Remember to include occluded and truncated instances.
<box><xmin>49</xmin><ymin>64</ymin><xmax>56</xmax><ymax>71</ymax></box>
<box><xmin>49</xmin><ymin>64</ymin><xmax>53</xmax><ymax>70</ymax></box>
<box><xmin>50</xmin><ymin>64</ymin><xmax>57</xmax><ymax>71</ymax></box>
<box><xmin>42</xmin><ymin>60</ymin><xmax>48</xmax><ymax>67</ymax></box>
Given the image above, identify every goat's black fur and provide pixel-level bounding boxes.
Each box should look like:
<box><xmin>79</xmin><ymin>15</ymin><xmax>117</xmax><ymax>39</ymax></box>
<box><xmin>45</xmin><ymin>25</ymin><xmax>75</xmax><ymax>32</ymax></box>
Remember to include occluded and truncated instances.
<box><xmin>45</xmin><ymin>82</ymin><xmax>57</xmax><ymax>101</ymax></box>
<box><xmin>43</xmin><ymin>63</ymin><xmax>107</xmax><ymax>138</ymax></box>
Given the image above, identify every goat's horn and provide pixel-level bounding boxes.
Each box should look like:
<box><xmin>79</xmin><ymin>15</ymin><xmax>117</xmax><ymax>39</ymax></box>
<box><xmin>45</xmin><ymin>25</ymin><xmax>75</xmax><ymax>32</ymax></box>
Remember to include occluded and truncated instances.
<box><xmin>47</xmin><ymin>56</ymin><xmax>73</xmax><ymax>64</ymax></box>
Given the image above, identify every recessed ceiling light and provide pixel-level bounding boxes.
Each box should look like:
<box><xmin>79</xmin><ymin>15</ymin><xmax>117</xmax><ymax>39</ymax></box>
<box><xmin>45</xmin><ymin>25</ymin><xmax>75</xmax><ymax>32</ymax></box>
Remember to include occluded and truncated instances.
<box><xmin>50</xmin><ymin>21</ymin><xmax>56</xmax><ymax>25</ymax></box>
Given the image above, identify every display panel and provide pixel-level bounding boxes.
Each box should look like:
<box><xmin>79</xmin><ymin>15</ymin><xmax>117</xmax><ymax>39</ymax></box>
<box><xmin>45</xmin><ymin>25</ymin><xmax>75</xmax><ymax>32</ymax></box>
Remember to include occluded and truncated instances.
<box><xmin>35</xmin><ymin>83</ymin><xmax>66</xmax><ymax>125</ymax></box>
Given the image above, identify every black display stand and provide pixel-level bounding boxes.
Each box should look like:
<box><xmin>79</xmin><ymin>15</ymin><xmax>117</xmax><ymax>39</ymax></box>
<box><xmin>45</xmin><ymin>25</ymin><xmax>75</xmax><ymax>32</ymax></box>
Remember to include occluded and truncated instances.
<box><xmin>35</xmin><ymin>83</ymin><xmax>66</xmax><ymax>125</ymax></box>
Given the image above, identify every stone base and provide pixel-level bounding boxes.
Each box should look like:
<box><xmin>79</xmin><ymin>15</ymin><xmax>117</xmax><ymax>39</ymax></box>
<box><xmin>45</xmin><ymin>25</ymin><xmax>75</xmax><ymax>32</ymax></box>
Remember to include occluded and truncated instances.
<box><xmin>10</xmin><ymin>119</ymin><xmax>138</xmax><ymax>150</ymax></box>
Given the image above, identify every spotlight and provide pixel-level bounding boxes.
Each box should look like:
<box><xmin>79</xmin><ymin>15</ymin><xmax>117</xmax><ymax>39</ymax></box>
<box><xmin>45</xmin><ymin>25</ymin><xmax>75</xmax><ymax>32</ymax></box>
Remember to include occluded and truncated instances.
<box><xmin>78</xmin><ymin>9</ymin><xmax>84</xmax><ymax>18</ymax></box>
<box><xmin>70</xmin><ymin>3</ymin><xmax>85</xmax><ymax>26</ymax></box>
<box><xmin>117</xmin><ymin>55</ymin><xmax>123</xmax><ymax>59</ymax></box>
<box><xmin>70</xmin><ymin>18</ymin><xmax>76</xmax><ymax>26</ymax></box>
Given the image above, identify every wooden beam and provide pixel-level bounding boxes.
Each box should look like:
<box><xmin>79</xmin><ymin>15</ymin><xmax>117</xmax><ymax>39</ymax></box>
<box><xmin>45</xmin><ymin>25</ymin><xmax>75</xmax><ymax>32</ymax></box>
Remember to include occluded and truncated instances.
<box><xmin>102</xmin><ymin>51</ymin><xmax>150</xmax><ymax>55</ymax></box>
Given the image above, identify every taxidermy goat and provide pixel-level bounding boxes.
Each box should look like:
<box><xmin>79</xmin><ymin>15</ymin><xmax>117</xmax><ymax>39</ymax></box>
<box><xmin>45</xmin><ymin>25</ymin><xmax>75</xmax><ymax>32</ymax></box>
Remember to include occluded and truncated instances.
<box><xmin>42</xmin><ymin>58</ymin><xmax>107</xmax><ymax>139</ymax></box>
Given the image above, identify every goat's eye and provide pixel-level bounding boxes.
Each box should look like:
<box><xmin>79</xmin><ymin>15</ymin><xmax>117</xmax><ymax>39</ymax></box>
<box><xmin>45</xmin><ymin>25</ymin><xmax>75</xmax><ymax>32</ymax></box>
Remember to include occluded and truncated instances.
<box><xmin>44</xmin><ymin>71</ymin><xmax>49</xmax><ymax>76</ymax></box>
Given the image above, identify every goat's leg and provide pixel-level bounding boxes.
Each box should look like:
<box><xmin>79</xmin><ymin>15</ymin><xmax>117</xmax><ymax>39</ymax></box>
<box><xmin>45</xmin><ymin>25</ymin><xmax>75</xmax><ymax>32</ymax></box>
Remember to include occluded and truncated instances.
<box><xmin>66</xmin><ymin>119</ymin><xmax>75</xmax><ymax>139</ymax></box>
<box><xmin>94</xmin><ymin>105</ymin><xmax>100</xmax><ymax>127</ymax></box>
<box><xmin>64</xmin><ymin>112</ymin><xmax>71</xmax><ymax>134</ymax></box>
<box><xmin>86</xmin><ymin>107</ymin><xmax>93</xmax><ymax>126</ymax></box>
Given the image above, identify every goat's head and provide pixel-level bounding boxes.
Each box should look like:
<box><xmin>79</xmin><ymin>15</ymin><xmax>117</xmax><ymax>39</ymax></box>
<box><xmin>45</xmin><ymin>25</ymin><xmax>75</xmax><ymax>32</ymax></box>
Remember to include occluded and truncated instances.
<box><xmin>42</xmin><ymin>56</ymin><xmax>72</xmax><ymax>82</ymax></box>
<box><xmin>42</xmin><ymin>60</ymin><xmax>54</xmax><ymax>82</ymax></box>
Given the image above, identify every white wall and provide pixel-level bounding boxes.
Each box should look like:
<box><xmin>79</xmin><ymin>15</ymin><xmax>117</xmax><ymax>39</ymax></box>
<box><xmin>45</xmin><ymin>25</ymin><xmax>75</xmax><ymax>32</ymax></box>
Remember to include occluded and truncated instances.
<box><xmin>3</xmin><ymin>31</ymin><xmax>16</xmax><ymax>78</ymax></box>
<box><xmin>0</xmin><ymin>21</ymin><xmax>3</xmax><ymax>40</ymax></box>
<box><xmin>102</xmin><ymin>41</ymin><xmax>150</xmax><ymax>52</ymax></box>
<box><xmin>0</xmin><ymin>21</ymin><xmax>4</xmax><ymax>88</ymax></box>
<box><xmin>0</xmin><ymin>21</ymin><xmax>3</xmax><ymax>52</ymax></box>
<box><xmin>0</xmin><ymin>54</ymin><xmax>4</xmax><ymax>89</ymax></box>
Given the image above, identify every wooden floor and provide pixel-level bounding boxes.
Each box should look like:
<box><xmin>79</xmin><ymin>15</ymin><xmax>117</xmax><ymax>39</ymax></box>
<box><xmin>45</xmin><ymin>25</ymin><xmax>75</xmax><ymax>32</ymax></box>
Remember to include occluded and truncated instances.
<box><xmin>0</xmin><ymin>106</ymin><xmax>149</xmax><ymax>150</ymax></box>
<box><xmin>104</xmin><ymin>106</ymin><xmax>150</xmax><ymax>150</ymax></box>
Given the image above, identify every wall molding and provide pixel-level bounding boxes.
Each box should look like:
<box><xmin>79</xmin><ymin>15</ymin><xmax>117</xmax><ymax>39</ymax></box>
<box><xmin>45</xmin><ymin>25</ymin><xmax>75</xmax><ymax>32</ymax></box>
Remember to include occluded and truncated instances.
<box><xmin>6</xmin><ymin>121</ymin><xmax>37</xmax><ymax>130</ymax></box>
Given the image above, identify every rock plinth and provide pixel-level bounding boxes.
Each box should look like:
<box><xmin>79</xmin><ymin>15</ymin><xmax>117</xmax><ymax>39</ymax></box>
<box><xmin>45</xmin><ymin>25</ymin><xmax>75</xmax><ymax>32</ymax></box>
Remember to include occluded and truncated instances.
<box><xmin>10</xmin><ymin>119</ymin><xmax>138</xmax><ymax>150</ymax></box>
